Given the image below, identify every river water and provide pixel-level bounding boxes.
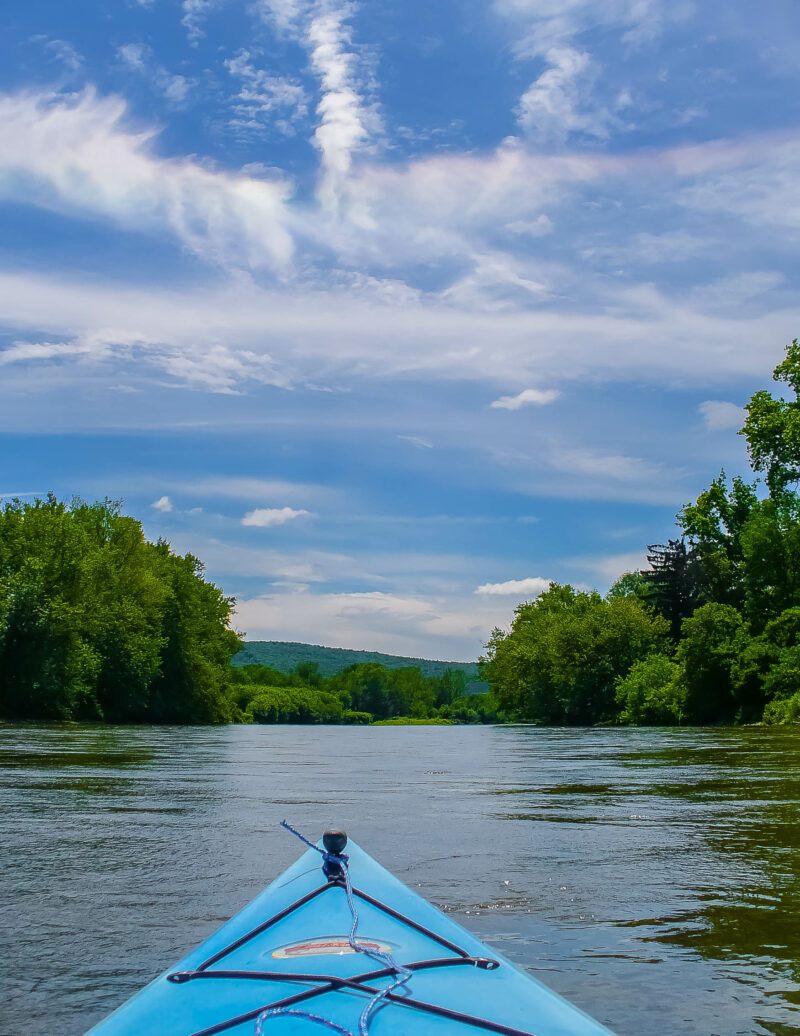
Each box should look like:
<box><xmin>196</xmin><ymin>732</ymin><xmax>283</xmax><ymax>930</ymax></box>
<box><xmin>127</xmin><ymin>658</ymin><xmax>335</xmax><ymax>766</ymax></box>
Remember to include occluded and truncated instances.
<box><xmin>2</xmin><ymin>724</ymin><xmax>800</xmax><ymax>1036</ymax></box>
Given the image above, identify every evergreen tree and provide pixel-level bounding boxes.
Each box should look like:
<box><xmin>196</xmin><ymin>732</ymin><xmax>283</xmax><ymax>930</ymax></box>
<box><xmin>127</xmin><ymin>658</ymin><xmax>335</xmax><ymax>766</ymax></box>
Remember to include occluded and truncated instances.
<box><xmin>643</xmin><ymin>539</ymin><xmax>700</xmax><ymax>638</ymax></box>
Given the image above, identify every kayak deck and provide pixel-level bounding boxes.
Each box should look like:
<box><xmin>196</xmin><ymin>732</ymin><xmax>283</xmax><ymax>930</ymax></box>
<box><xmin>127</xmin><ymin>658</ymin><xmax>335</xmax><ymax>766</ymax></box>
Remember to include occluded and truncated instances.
<box><xmin>87</xmin><ymin>835</ymin><xmax>615</xmax><ymax>1036</ymax></box>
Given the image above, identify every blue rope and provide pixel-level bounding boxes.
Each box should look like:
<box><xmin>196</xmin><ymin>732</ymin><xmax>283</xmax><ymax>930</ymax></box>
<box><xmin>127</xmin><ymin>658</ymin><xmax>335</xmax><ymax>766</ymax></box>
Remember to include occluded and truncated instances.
<box><xmin>255</xmin><ymin>822</ymin><xmax>412</xmax><ymax>1036</ymax></box>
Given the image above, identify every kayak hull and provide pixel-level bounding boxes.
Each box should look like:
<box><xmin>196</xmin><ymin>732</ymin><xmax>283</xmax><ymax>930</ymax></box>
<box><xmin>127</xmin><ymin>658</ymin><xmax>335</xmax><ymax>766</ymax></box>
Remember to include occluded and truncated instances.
<box><xmin>86</xmin><ymin>839</ymin><xmax>615</xmax><ymax>1036</ymax></box>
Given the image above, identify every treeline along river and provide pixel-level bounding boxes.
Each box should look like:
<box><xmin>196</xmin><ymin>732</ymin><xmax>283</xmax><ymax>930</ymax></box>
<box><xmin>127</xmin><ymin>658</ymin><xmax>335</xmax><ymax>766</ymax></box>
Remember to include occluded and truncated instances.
<box><xmin>3</xmin><ymin>724</ymin><xmax>800</xmax><ymax>1036</ymax></box>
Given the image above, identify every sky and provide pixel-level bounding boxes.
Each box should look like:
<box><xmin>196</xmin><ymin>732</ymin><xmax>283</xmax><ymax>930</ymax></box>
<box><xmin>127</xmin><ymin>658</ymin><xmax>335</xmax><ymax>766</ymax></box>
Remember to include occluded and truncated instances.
<box><xmin>1</xmin><ymin>0</ymin><xmax>799</xmax><ymax>660</ymax></box>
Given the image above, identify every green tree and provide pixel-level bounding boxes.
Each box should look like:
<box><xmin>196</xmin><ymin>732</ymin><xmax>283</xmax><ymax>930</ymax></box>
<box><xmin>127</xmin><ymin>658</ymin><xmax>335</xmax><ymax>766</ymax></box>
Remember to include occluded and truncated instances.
<box><xmin>333</xmin><ymin>662</ymin><xmax>394</xmax><ymax>718</ymax></box>
<box><xmin>435</xmin><ymin>668</ymin><xmax>468</xmax><ymax>706</ymax></box>
<box><xmin>741</xmin><ymin>338</ymin><xmax>800</xmax><ymax>496</ymax></box>
<box><xmin>147</xmin><ymin>547</ymin><xmax>241</xmax><ymax>724</ymax></box>
<box><xmin>751</xmin><ymin>608</ymin><xmax>800</xmax><ymax>711</ymax></box>
<box><xmin>676</xmin><ymin>603</ymin><xmax>752</xmax><ymax>724</ymax></box>
<box><xmin>738</xmin><ymin>498</ymin><xmax>800</xmax><ymax>628</ymax></box>
<box><xmin>763</xmin><ymin>693</ymin><xmax>800</xmax><ymax>724</ymax></box>
<box><xmin>607</xmin><ymin>570</ymin><xmax>651</xmax><ymax>602</ymax></box>
<box><xmin>615</xmin><ymin>654</ymin><xmax>687</xmax><ymax>725</ymax></box>
<box><xmin>643</xmin><ymin>539</ymin><xmax>701</xmax><ymax>638</ymax></box>
<box><xmin>0</xmin><ymin>496</ymin><xmax>241</xmax><ymax>723</ymax></box>
<box><xmin>679</xmin><ymin>474</ymin><xmax>759</xmax><ymax>609</ymax></box>
<box><xmin>482</xmin><ymin>583</ymin><xmax>669</xmax><ymax>724</ymax></box>
<box><xmin>293</xmin><ymin>661</ymin><xmax>322</xmax><ymax>686</ymax></box>
<box><xmin>245</xmin><ymin>685</ymin><xmax>344</xmax><ymax>723</ymax></box>
<box><xmin>0</xmin><ymin>564</ymin><xmax>100</xmax><ymax>719</ymax></box>
<box><xmin>677</xmin><ymin>476</ymin><xmax>800</xmax><ymax>632</ymax></box>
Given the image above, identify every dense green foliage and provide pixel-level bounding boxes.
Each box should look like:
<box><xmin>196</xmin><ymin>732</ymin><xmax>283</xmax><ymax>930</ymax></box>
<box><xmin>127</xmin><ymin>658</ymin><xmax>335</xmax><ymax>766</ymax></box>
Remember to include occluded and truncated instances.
<box><xmin>484</xmin><ymin>340</ymin><xmax>800</xmax><ymax>726</ymax></box>
<box><xmin>234</xmin><ymin>640</ymin><xmax>486</xmax><ymax>690</ymax></box>
<box><xmin>482</xmin><ymin>585</ymin><xmax>669</xmax><ymax>724</ymax></box>
<box><xmin>230</xmin><ymin>660</ymin><xmax>502</xmax><ymax>725</ymax></box>
<box><xmin>615</xmin><ymin>654</ymin><xmax>686</xmax><ymax>725</ymax></box>
<box><xmin>0</xmin><ymin>496</ymin><xmax>241</xmax><ymax>723</ymax></box>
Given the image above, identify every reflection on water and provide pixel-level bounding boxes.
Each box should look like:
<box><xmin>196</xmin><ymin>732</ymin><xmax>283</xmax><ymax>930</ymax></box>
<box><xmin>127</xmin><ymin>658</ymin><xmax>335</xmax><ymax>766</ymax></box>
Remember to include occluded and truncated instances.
<box><xmin>2</xmin><ymin>724</ymin><xmax>799</xmax><ymax>1035</ymax></box>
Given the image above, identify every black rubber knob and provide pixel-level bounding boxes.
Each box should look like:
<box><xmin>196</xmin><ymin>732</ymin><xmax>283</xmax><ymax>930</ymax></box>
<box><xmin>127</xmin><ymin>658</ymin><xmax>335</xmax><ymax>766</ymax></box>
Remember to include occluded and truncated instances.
<box><xmin>323</xmin><ymin>830</ymin><xmax>348</xmax><ymax>854</ymax></box>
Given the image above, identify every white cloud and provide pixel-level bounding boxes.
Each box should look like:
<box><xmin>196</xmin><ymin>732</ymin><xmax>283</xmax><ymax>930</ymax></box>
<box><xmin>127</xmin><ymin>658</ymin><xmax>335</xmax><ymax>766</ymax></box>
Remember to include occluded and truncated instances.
<box><xmin>0</xmin><ymin>326</ymin><xmax>287</xmax><ymax>394</ymax></box>
<box><xmin>117</xmin><ymin>42</ymin><xmax>147</xmax><ymax>71</ymax></box>
<box><xmin>680</xmin><ymin>139</ymin><xmax>800</xmax><ymax>233</ymax></box>
<box><xmin>517</xmin><ymin>46</ymin><xmax>612</xmax><ymax>145</ymax></box>
<box><xmin>242</xmin><ymin>506</ymin><xmax>311</xmax><ymax>527</ymax></box>
<box><xmin>39</xmin><ymin>38</ymin><xmax>84</xmax><ymax>72</ymax></box>
<box><xmin>181</xmin><ymin>0</ymin><xmax>215</xmax><ymax>43</ymax></box>
<box><xmin>475</xmin><ymin>576</ymin><xmax>552</xmax><ymax>596</ymax></box>
<box><xmin>0</xmin><ymin>89</ymin><xmax>293</xmax><ymax>272</ymax></box>
<box><xmin>0</xmin><ymin>264</ymin><xmax>794</xmax><ymax>401</ymax></box>
<box><xmin>494</xmin><ymin>0</ymin><xmax>683</xmax><ymax>56</ymax></box>
<box><xmin>491</xmin><ymin>388</ymin><xmax>560</xmax><ymax>410</ymax></box>
<box><xmin>224</xmin><ymin>50</ymin><xmax>308</xmax><ymax>137</ymax></box>
<box><xmin>0</xmin><ymin>338</ymin><xmax>96</xmax><ymax>365</ymax></box>
<box><xmin>550</xmin><ymin>445</ymin><xmax>655</xmax><ymax>482</ymax></box>
<box><xmin>151</xmin><ymin>495</ymin><xmax>173</xmax><ymax>512</ymax></box>
<box><xmin>492</xmin><ymin>441</ymin><xmax>688</xmax><ymax>505</ymax></box>
<box><xmin>440</xmin><ymin>250</ymin><xmax>553</xmax><ymax>308</ymax></box>
<box><xmin>118</xmin><ymin>43</ymin><xmax>194</xmax><ymax>105</ymax></box>
<box><xmin>234</xmin><ymin>588</ymin><xmax>515</xmax><ymax>659</ymax></box>
<box><xmin>254</xmin><ymin>0</ymin><xmax>309</xmax><ymax>34</ymax></box>
<box><xmin>5</xmin><ymin>84</ymin><xmax>797</xmax><ymax>293</ymax></box>
<box><xmin>306</xmin><ymin>4</ymin><xmax>378</xmax><ymax>211</ymax></box>
<box><xmin>1</xmin><ymin>88</ymin><xmax>799</xmax><ymax>401</ymax></box>
<box><xmin>690</xmin><ymin>271</ymin><xmax>785</xmax><ymax>309</ymax></box>
<box><xmin>699</xmin><ymin>400</ymin><xmax>745</xmax><ymax>432</ymax></box>
<box><xmin>254</xmin><ymin>2</ymin><xmax>379</xmax><ymax>206</ymax></box>
<box><xmin>170</xmin><ymin>536</ymin><xmax>364</xmax><ymax>583</ymax></box>
<box><xmin>580</xmin><ymin>229</ymin><xmax>709</xmax><ymax>265</ymax></box>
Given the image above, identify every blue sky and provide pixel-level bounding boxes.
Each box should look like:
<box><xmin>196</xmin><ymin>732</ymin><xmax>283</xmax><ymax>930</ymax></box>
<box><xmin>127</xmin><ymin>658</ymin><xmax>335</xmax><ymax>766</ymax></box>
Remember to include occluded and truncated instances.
<box><xmin>1</xmin><ymin>0</ymin><xmax>799</xmax><ymax>659</ymax></box>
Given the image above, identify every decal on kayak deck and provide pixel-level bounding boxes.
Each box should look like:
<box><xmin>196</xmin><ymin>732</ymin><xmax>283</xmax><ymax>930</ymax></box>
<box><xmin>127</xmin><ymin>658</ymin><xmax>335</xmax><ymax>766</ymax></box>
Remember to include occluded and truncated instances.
<box><xmin>271</xmin><ymin>936</ymin><xmax>395</xmax><ymax>959</ymax></box>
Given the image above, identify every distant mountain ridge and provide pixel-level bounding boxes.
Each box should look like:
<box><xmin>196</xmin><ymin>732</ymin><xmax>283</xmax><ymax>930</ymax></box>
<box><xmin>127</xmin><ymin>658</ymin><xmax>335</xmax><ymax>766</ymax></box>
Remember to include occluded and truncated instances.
<box><xmin>233</xmin><ymin>640</ymin><xmax>488</xmax><ymax>693</ymax></box>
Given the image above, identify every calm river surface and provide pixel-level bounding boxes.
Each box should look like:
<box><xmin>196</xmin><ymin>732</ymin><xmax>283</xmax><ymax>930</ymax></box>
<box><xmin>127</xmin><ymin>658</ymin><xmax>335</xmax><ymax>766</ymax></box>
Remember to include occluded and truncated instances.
<box><xmin>3</xmin><ymin>724</ymin><xmax>800</xmax><ymax>1035</ymax></box>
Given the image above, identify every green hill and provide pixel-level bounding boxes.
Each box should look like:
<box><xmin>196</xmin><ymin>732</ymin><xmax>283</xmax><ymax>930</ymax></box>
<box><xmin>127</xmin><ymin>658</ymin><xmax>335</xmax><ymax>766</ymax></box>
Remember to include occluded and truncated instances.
<box><xmin>233</xmin><ymin>641</ymin><xmax>488</xmax><ymax>693</ymax></box>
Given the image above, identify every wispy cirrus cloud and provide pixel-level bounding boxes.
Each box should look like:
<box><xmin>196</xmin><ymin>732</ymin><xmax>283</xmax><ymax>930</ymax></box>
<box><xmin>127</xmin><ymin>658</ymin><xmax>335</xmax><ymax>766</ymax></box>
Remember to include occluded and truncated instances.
<box><xmin>117</xmin><ymin>42</ymin><xmax>195</xmax><ymax>105</ymax></box>
<box><xmin>0</xmin><ymin>262</ymin><xmax>794</xmax><ymax>401</ymax></box>
<box><xmin>224</xmin><ymin>50</ymin><xmax>308</xmax><ymax>137</ymax></box>
<box><xmin>31</xmin><ymin>36</ymin><xmax>84</xmax><ymax>73</ymax></box>
<box><xmin>0</xmin><ymin>89</ymin><xmax>294</xmax><ymax>272</ymax></box>
<box><xmin>679</xmin><ymin>141</ymin><xmax>800</xmax><ymax>234</ymax></box>
<box><xmin>516</xmin><ymin>46</ymin><xmax>614</xmax><ymax>145</ymax></box>
<box><xmin>3</xmin><ymin>83</ymin><xmax>797</xmax><ymax>296</ymax></box>
<box><xmin>493</xmin><ymin>0</ymin><xmax>683</xmax><ymax>56</ymax></box>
